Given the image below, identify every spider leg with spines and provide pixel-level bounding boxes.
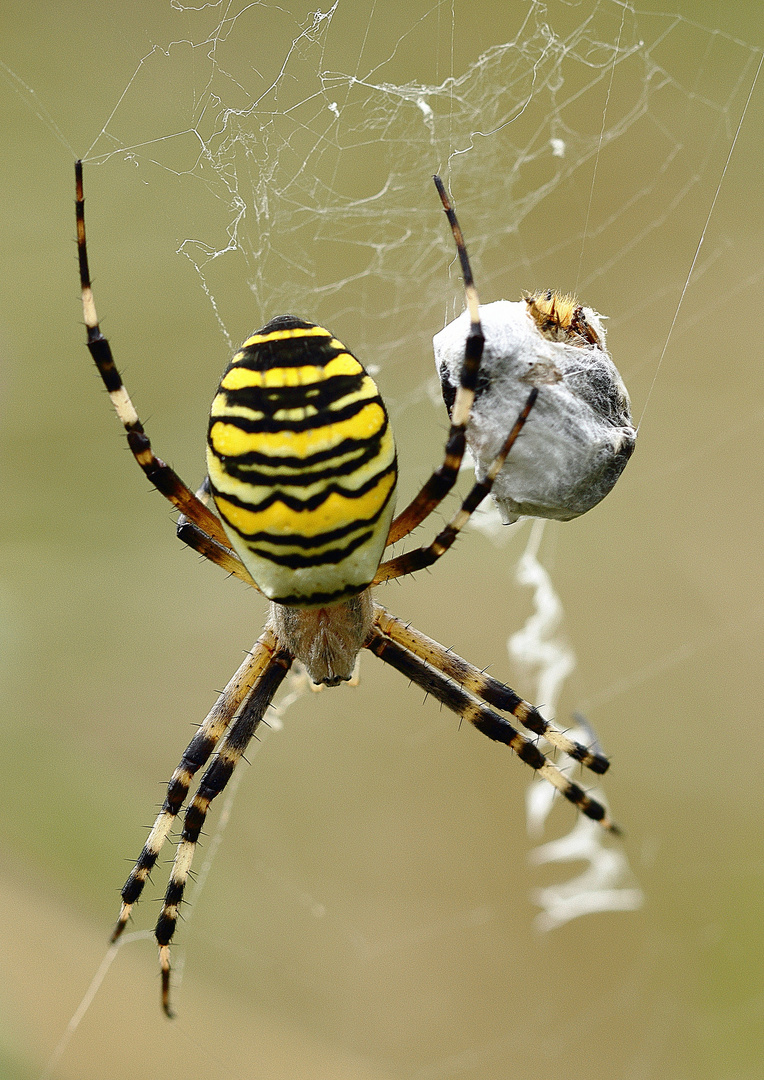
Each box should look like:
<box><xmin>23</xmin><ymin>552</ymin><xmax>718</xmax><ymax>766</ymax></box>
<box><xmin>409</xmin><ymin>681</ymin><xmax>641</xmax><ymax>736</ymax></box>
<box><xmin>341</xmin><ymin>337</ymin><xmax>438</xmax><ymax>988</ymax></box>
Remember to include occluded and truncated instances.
<box><xmin>76</xmin><ymin>161</ymin><xmax>255</xmax><ymax>588</ymax></box>
<box><xmin>155</xmin><ymin>646</ymin><xmax>293</xmax><ymax>1016</ymax></box>
<box><xmin>110</xmin><ymin>628</ymin><xmax>279</xmax><ymax>948</ymax></box>
<box><xmin>372</xmin><ymin>606</ymin><xmax>610</xmax><ymax>774</ymax></box>
<box><xmin>365</xmin><ymin>627</ymin><xmax>617</xmax><ymax>831</ymax></box>
<box><xmin>374</xmin><ymin>387</ymin><xmax>537</xmax><ymax>583</ymax></box>
<box><xmin>385</xmin><ymin>175</ymin><xmax>486</xmax><ymax>547</ymax></box>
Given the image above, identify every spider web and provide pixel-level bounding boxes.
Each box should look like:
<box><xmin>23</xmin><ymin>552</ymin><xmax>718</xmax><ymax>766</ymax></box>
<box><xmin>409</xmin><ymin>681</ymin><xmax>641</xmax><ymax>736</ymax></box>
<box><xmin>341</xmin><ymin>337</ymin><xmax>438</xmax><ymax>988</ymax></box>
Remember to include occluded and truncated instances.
<box><xmin>79</xmin><ymin>0</ymin><xmax>759</xmax><ymax>356</ymax></box>
<box><xmin>75</xmin><ymin>0</ymin><xmax>673</xmax><ymax>924</ymax></box>
<box><xmin>4</xmin><ymin>0</ymin><xmax>761</xmax><ymax>1077</ymax></box>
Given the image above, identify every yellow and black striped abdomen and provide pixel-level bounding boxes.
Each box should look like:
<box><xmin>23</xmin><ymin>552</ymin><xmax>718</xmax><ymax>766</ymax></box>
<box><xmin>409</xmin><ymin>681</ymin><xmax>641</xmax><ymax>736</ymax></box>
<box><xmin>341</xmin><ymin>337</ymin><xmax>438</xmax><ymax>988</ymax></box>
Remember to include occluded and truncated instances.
<box><xmin>207</xmin><ymin>316</ymin><xmax>397</xmax><ymax>606</ymax></box>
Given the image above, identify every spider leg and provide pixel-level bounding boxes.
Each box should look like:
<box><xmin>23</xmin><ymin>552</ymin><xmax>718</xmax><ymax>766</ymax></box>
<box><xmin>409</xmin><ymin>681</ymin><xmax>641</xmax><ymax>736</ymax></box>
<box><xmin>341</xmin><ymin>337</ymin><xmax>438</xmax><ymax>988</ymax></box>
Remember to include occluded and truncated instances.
<box><xmin>111</xmin><ymin>627</ymin><xmax>278</xmax><ymax>945</ymax></box>
<box><xmin>75</xmin><ymin>162</ymin><xmax>254</xmax><ymax>587</ymax></box>
<box><xmin>176</xmin><ymin>477</ymin><xmax>258</xmax><ymax>588</ymax></box>
<box><xmin>365</xmin><ymin>628</ymin><xmax>618</xmax><ymax>832</ymax></box>
<box><xmin>372</xmin><ymin>604</ymin><xmax>609</xmax><ymax>774</ymax></box>
<box><xmin>156</xmin><ymin>645</ymin><xmax>293</xmax><ymax>1017</ymax></box>
<box><xmin>374</xmin><ymin>388</ymin><xmax>537</xmax><ymax>583</ymax></box>
<box><xmin>386</xmin><ymin>176</ymin><xmax>485</xmax><ymax>547</ymax></box>
<box><xmin>174</xmin><ymin>515</ymin><xmax>255</xmax><ymax>585</ymax></box>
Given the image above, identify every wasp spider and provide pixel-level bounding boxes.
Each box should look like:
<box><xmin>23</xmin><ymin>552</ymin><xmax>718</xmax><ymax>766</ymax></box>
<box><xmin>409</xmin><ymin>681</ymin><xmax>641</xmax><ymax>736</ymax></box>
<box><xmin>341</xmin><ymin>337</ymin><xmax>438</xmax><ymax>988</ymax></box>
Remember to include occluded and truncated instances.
<box><xmin>76</xmin><ymin>163</ymin><xmax>617</xmax><ymax>1016</ymax></box>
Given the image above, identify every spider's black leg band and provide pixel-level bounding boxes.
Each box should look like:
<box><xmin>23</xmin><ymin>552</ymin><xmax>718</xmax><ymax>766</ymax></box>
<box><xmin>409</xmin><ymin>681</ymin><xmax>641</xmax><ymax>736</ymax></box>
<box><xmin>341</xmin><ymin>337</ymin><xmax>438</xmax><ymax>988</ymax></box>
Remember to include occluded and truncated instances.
<box><xmin>376</xmin><ymin>389</ymin><xmax>537</xmax><ymax>583</ymax></box>
<box><xmin>156</xmin><ymin>646</ymin><xmax>293</xmax><ymax>1018</ymax></box>
<box><xmin>386</xmin><ymin>176</ymin><xmax>484</xmax><ymax>547</ymax></box>
<box><xmin>372</xmin><ymin>604</ymin><xmax>610</xmax><ymax>774</ymax></box>
<box><xmin>111</xmin><ymin>629</ymin><xmax>278</xmax><ymax>944</ymax></box>
<box><xmin>365</xmin><ymin>631</ymin><xmax>619</xmax><ymax>832</ymax></box>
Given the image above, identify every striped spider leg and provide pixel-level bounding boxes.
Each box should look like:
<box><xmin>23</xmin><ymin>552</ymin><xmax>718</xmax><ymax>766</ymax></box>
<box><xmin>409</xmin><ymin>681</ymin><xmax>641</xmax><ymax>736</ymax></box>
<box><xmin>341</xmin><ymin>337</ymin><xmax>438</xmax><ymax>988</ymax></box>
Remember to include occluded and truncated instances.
<box><xmin>373</xmin><ymin>388</ymin><xmax>537</xmax><ymax>583</ymax></box>
<box><xmin>107</xmin><ymin>629</ymin><xmax>284</xmax><ymax>1007</ymax></box>
<box><xmin>75</xmin><ymin>163</ymin><xmax>254</xmax><ymax>588</ymax></box>
<box><xmin>385</xmin><ymin>175</ymin><xmax>486</xmax><ymax>548</ymax></box>
<box><xmin>365</xmin><ymin>627</ymin><xmax>616</xmax><ymax>828</ymax></box>
<box><xmin>77</xmin><ymin>162</ymin><xmax>616</xmax><ymax>1016</ymax></box>
<box><xmin>371</xmin><ymin>605</ymin><xmax>611</xmax><ymax>776</ymax></box>
<box><xmin>154</xmin><ymin>642</ymin><xmax>293</xmax><ymax>1014</ymax></box>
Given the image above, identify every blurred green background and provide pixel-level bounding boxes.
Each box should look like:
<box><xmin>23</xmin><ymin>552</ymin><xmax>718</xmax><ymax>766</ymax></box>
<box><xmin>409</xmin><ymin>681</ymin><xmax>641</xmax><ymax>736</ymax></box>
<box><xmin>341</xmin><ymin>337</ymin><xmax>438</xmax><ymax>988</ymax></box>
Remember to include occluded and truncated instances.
<box><xmin>1</xmin><ymin>1</ymin><xmax>763</xmax><ymax>1077</ymax></box>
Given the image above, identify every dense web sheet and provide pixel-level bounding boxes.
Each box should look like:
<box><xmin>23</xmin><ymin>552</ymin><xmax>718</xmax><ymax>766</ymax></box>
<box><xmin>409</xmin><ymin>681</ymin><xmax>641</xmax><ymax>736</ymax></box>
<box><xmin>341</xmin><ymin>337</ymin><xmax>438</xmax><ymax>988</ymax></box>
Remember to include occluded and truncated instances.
<box><xmin>13</xmin><ymin>0</ymin><xmax>761</xmax><ymax>1073</ymax></box>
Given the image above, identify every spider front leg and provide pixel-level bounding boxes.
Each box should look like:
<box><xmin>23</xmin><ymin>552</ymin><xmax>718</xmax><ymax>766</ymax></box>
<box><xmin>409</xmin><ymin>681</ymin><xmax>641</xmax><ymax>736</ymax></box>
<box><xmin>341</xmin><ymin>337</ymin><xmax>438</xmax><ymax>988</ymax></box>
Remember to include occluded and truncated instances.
<box><xmin>75</xmin><ymin>162</ymin><xmax>255</xmax><ymax>588</ymax></box>
<box><xmin>386</xmin><ymin>175</ymin><xmax>485</xmax><ymax>547</ymax></box>
<box><xmin>374</xmin><ymin>388</ymin><xmax>537</xmax><ymax>584</ymax></box>
<box><xmin>156</xmin><ymin>646</ymin><xmax>293</xmax><ymax>1017</ymax></box>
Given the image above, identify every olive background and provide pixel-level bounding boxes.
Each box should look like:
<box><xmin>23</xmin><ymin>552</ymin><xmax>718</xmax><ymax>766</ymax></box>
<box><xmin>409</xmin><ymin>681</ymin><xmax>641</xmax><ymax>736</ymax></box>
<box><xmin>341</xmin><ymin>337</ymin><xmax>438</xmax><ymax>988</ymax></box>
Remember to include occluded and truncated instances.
<box><xmin>1</xmin><ymin>2</ymin><xmax>762</xmax><ymax>1078</ymax></box>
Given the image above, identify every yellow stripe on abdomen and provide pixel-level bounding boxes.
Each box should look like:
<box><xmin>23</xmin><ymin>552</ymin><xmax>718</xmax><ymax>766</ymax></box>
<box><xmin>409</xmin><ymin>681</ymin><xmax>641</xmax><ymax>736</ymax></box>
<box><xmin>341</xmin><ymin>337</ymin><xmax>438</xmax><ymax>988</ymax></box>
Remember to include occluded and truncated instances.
<box><xmin>206</xmin><ymin>315</ymin><xmax>397</xmax><ymax>606</ymax></box>
<box><xmin>208</xmin><ymin>399</ymin><xmax>387</xmax><ymax>459</ymax></box>
<box><xmin>213</xmin><ymin>470</ymin><xmax>397</xmax><ymax>539</ymax></box>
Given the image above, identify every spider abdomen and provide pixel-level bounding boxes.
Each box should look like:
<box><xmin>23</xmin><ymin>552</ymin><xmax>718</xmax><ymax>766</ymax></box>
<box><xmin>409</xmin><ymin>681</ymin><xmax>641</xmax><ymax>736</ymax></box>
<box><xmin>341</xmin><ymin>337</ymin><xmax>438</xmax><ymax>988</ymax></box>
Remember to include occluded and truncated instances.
<box><xmin>207</xmin><ymin>315</ymin><xmax>397</xmax><ymax>606</ymax></box>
